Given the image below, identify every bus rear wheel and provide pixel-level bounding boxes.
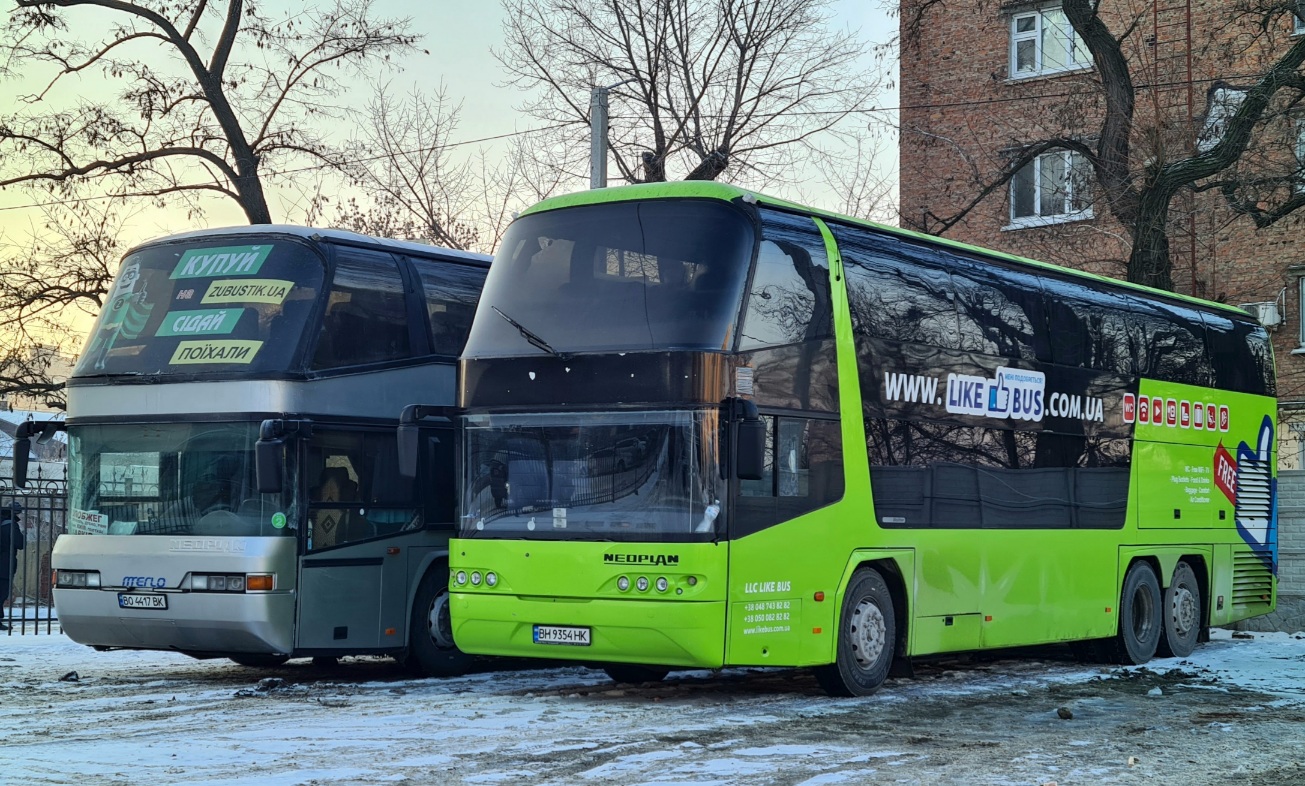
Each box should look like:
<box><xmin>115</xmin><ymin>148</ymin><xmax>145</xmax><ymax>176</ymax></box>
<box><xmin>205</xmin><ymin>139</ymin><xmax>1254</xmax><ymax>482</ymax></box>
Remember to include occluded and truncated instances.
<box><xmin>1157</xmin><ymin>561</ymin><xmax>1202</xmax><ymax>658</ymax></box>
<box><xmin>403</xmin><ymin>566</ymin><xmax>474</xmax><ymax>678</ymax></box>
<box><xmin>815</xmin><ymin>568</ymin><xmax>896</xmax><ymax>697</ymax></box>
<box><xmin>229</xmin><ymin>653</ymin><xmax>290</xmax><ymax>668</ymax></box>
<box><xmin>602</xmin><ymin>664</ymin><xmax>669</xmax><ymax>684</ymax></box>
<box><xmin>1114</xmin><ymin>561</ymin><xmax>1162</xmax><ymax>665</ymax></box>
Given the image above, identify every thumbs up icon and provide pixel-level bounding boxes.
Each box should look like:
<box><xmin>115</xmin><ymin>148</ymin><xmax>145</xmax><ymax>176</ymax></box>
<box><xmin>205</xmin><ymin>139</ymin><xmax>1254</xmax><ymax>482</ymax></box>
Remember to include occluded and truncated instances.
<box><xmin>987</xmin><ymin>371</ymin><xmax>1011</xmax><ymax>415</ymax></box>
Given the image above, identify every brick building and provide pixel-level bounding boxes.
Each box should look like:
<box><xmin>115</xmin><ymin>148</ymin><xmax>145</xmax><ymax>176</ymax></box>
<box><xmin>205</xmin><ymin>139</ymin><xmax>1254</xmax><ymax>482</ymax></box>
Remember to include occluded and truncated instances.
<box><xmin>899</xmin><ymin>1</ymin><xmax>1305</xmax><ymax>629</ymax></box>
<box><xmin>898</xmin><ymin>0</ymin><xmax>1305</xmax><ymax>463</ymax></box>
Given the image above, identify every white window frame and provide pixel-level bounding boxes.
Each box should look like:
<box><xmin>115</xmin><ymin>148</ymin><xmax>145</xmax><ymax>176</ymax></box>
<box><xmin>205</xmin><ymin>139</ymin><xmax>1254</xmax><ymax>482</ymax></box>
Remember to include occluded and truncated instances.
<box><xmin>1009</xmin><ymin>7</ymin><xmax>1092</xmax><ymax>79</ymax></box>
<box><xmin>1005</xmin><ymin>150</ymin><xmax>1094</xmax><ymax>230</ymax></box>
<box><xmin>1295</xmin><ymin>0</ymin><xmax>1304</xmax><ymax>35</ymax></box>
<box><xmin>1298</xmin><ymin>276</ymin><xmax>1305</xmax><ymax>350</ymax></box>
<box><xmin>1296</xmin><ymin>118</ymin><xmax>1305</xmax><ymax>194</ymax></box>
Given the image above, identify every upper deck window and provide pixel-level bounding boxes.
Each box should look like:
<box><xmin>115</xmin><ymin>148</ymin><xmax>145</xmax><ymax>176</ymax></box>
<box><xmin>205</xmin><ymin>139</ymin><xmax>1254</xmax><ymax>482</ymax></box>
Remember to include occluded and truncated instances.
<box><xmin>74</xmin><ymin>236</ymin><xmax>324</xmax><ymax>378</ymax></box>
<box><xmin>410</xmin><ymin>258</ymin><xmax>487</xmax><ymax>356</ymax></box>
<box><xmin>463</xmin><ymin>200</ymin><xmax>754</xmax><ymax>357</ymax></box>
<box><xmin>311</xmin><ymin>248</ymin><xmax>412</xmax><ymax>370</ymax></box>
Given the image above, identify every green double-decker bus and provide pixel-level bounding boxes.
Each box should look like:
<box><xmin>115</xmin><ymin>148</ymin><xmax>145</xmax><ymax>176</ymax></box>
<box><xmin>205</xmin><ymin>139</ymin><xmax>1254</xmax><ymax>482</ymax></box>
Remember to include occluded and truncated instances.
<box><xmin>446</xmin><ymin>182</ymin><xmax>1276</xmax><ymax>696</ymax></box>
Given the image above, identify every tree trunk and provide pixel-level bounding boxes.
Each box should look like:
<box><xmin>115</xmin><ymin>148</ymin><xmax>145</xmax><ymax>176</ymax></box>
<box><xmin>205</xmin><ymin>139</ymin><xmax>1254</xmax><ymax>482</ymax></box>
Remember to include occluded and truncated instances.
<box><xmin>1126</xmin><ymin>214</ymin><xmax>1173</xmax><ymax>291</ymax></box>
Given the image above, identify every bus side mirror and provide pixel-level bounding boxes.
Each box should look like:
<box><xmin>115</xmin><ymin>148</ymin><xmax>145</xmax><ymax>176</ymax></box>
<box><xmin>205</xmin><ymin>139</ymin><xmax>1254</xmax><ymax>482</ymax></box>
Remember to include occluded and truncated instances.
<box><xmin>736</xmin><ymin>418</ymin><xmax>766</xmax><ymax>481</ymax></box>
<box><xmin>255</xmin><ymin>438</ymin><xmax>285</xmax><ymax>494</ymax></box>
<box><xmin>12</xmin><ymin>437</ymin><xmax>30</xmax><ymax>489</ymax></box>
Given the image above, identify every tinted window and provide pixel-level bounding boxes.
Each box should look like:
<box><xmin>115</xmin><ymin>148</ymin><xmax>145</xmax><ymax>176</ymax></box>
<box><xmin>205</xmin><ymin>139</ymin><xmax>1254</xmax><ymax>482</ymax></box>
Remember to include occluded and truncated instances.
<box><xmin>1202</xmin><ymin>312</ymin><xmax>1276</xmax><ymax>395</ymax></box>
<box><xmin>835</xmin><ymin>226</ymin><xmax>959</xmax><ymax>349</ymax></box>
<box><xmin>464</xmin><ymin>200</ymin><xmax>754</xmax><ymax>357</ymax></box>
<box><xmin>410</xmin><ymin>259</ymin><xmax>487</xmax><ymax>356</ymax></box>
<box><xmin>312</xmin><ymin>248</ymin><xmax>412</xmax><ymax>369</ymax></box>
<box><xmin>1126</xmin><ymin>302</ymin><xmax>1212</xmax><ymax>385</ymax></box>
<box><xmin>740</xmin><ymin>211</ymin><xmax>833</xmax><ymax>350</ymax></box>
<box><xmin>74</xmin><ymin>236</ymin><xmax>324</xmax><ymax>377</ymax></box>
<box><xmin>1043</xmin><ymin>279</ymin><xmax>1134</xmax><ymax>373</ymax></box>
<box><xmin>735</xmin><ymin>416</ymin><xmax>843</xmax><ymax>537</ymax></box>
<box><xmin>948</xmin><ymin>258</ymin><xmax>1050</xmax><ymax>362</ymax></box>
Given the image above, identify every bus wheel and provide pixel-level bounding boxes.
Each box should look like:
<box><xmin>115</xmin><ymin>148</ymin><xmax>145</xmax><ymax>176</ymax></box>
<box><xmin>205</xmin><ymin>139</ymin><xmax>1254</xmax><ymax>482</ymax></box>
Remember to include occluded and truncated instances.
<box><xmin>1114</xmin><ymin>561</ymin><xmax>1162</xmax><ymax>665</ymax></box>
<box><xmin>404</xmin><ymin>567</ymin><xmax>473</xmax><ymax>678</ymax></box>
<box><xmin>229</xmin><ymin>654</ymin><xmax>290</xmax><ymax>668</ymax></box>
<box><xmin>1158</xmin><ymin>561</ymin><xmax>1201</xmax><ymax>658</ymax></box>
<box><xmin>815</xmin><ymin>568</ymin><xmax>896</xmax><ymax>697</ymax></box>
<box><xmin>602</xmin><ymin>664</ymin><xmax>669</xmax><ymax>684</ymax></box>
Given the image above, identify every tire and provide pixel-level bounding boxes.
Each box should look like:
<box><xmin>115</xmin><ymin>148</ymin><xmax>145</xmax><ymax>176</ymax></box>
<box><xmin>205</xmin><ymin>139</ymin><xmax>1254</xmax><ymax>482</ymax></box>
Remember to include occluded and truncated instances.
<box><xmin>814</xmin><ymin>569</ymin><xmax>896</xmax><ymax>697</ymax></box>
<box><xmin>1157</xmin><ymin>561</ymin><xmax>1202</xmax><ymax>658</ymax></box>
<box><xmin>403</xmin><ymin>566</ymin><xmax>474</xmax><ymax>678</ymax></box>
<box><xmin>229</xmin><ymin>653</ymin><xmax>290</xmax><ymax>668</ymax></box>
<box><xmin>1113</xmin><ymin>561</ymin><xmax>1162</xmax><ymax>665</ymax></box>
<box><xmin>602</xmin><ymin>664</ymin><xmax>669</xmax><ymax>684</ymax></box>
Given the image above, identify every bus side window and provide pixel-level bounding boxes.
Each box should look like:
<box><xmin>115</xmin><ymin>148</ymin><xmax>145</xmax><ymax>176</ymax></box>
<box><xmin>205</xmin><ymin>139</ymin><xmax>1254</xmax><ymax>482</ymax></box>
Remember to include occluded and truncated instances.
<box><xmin>306</xmin><ymin>430</ymin><xmax>419</xmax><ymax>551</ymax></box>
<box><xmin>410</xmin><ymin>259</ymin><xmax>487</xmax><ymax>357</ymax></box>
<box><xmin>734</xmin><ymin>416</ymin><xmax>843</xmax><ymax>538</ymax></box>
<box><xmin>740</xmin><ymin>211</ymin><xmax>834</xmax><ymax>350</ymax></box>
<box><xmin>312</xmin><ymin>248</ymin><xmax>412</xmax><ymax>370</ymax></box>
<box><xmin>948</xmin><ymin>261</ymin><xmax>1051</xmax><ymax>363</ymax></box>
<box><xmin>835</xmin><ymin>226</ymin><xmax>960</xmax><ymax>350</ymax></box>
<box><xmin>1202</xmin><ymin>313</ymin><xmax>1275</xmax><ymax>395</ymax></box>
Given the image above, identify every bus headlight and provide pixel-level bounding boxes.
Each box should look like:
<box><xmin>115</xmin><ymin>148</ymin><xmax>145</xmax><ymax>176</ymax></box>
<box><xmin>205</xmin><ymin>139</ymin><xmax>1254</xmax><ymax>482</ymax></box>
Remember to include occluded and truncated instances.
<box><xmin>56</xmin><ymin>570</ymin><xmax>101</xmax><ymax>589</ymax></box>
<box><xmin>617</xmin><ymin>576</ymin><xmax>630</xmax><ymax>591</ymax></box>
<box><xmin>455</xmin><ymin>571</ymin><xmax>468</xmax><ymax>586</ymax></box>
<box><xmin>636</xmin><ymin>576</ymin><xmax>649</xmax><ymax>592</ymax></box>
<box><xmin>656</xmin><ymin>577</ymin><xmax>668</xmax><ymax>593</ymax></box>
<box><xmin>485</xmin><ymin>572</ymin><xmax>498</xmax><ymax>587</ymax></box>
<box><xmin>470</xmin><ymin>571</ymin><xmax>482</xmax><ymax>586</ymax></box>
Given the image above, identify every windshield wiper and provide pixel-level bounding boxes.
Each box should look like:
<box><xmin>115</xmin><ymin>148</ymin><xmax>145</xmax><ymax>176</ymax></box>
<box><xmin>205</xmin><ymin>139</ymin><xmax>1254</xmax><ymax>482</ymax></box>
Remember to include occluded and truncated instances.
<box><xmin>492</xmin><ymin>307</ymin><xmax>561</xmax><ymax>357</ymax></box>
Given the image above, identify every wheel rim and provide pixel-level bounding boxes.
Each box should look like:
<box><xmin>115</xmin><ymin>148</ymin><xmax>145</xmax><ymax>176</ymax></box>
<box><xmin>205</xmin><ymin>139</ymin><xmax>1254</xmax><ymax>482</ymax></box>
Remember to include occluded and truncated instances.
<box><xmin>849</xmin><ymin>597</ymin><xmax>887</xmax><ymax>669</ymax></box>
<box><xmin>1170</xmin><ymin>583</ymin><xmax>1197</xmax><ymax>638</ymax></box>
<box><xmin>427</xmin><ymin>589</ymin><xmax>455</xmax><ymax>650</ymax></box>
<box><xmin>1131</xmin><ymin>585</ymin><xmax>1156</xmax><ymax>641</ymax></box>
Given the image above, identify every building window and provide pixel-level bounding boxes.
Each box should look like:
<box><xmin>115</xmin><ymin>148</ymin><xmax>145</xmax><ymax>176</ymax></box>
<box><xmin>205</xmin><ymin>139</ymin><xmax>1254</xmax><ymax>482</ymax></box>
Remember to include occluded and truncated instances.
<box><xmin>1007</xmin><ymin>150</ymin><xmax>1093</xmax><ymax>228</ymax></box>
<box><xmin>1295</xmin><ymin>1</ymin><xmax>1304</xmax><ymax>35</ymax></box>
<box><xmin>1010</xmin><ymin>8</ymin><xmax>1091</xmax><ymax>78</ymax></box>
<box><xmin>1296</xmin><ymin>118</ymin><xmax>1305</xmax><ymax>193</ymax></box>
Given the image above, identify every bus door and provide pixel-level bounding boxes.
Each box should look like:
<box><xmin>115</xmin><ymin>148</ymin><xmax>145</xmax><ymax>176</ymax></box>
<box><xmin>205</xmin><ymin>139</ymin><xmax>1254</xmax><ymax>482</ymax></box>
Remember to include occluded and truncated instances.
<box><xmin>296</xmin><ymin>428</ymin><xmax>416</xmax><ymax>653</ymax></box>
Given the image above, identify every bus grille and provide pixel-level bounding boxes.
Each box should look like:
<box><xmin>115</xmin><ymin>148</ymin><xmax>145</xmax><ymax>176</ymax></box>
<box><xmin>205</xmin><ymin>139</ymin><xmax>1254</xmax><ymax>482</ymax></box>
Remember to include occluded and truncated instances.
<box><xmin>1235</xmin><ymin>460</ymin><xmax>1273</xmax><ymax>523</ymax></box>
<box><xmin>1231</xmin><ymin>549</ymin><xmax>1274</xmax><ymax>607</ymax></box>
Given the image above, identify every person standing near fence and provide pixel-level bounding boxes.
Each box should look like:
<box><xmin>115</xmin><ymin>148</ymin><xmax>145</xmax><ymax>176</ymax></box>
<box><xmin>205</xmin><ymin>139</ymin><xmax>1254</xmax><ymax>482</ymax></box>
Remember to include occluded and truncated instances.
<box><xmin>0</xmin><ymin>501</ymin><xmax>24</xmax><ymax>630</ymax></box>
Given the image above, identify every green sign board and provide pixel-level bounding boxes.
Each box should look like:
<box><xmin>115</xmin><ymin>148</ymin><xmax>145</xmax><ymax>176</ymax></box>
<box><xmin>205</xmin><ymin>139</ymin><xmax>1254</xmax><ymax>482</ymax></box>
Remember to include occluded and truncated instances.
<box><xmin>170</xmin><ymin>245</ymin><xmax>273</xmax><ymax>280</ymax></box>
<box><xmin>155</xmin><ymin>309</ymin><xmax>243</xmax><ymax>337</ymax></box>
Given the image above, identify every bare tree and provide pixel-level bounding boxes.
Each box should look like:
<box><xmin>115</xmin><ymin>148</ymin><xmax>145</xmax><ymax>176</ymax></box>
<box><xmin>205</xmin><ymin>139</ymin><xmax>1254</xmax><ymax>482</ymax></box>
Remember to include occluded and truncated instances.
<box><xmin>330</xmin><ymin>83</ymin><xmax>479</xmax><ymax>249</ymax></box>
<box><xmin>0</xmin><ymin>200</ymin><xmax>129</xmax><ymax>409</ymax></box>
<box><xmin>906</xmin><ymin>0</ymin><xmax>1305</xmax><ymax>290</ymax></box>
<box><xmin>497</xmin><ymin>0</ymin><xmax>880</xmax><ymax>185</ymax></box>
<box><xmin>0</xmin><ymin>0</ymin><xmax>419</xmax><ymax>224</ymax></box>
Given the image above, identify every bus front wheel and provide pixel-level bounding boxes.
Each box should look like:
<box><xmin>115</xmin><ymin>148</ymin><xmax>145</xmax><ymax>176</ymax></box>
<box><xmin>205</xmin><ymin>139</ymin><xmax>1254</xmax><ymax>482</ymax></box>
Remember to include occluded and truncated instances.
<box><xmin>404</xmin><ymin>566</ymin><xmax>474</xmax><ymax>678</ymax></box>
<box><xmin>1114</xmin><ymin>561</ymin><xmax>1162</xmax><ymax>665</ymax></box>
<box><xmin>1157</xmin><ymin>561</ymin><xmax>1201</xmax><ymax>658</ymax></box>
<box><xmin>815</xmin><ymin>568</ymin><xmax>896</xmax><ymax>697</ymax></box>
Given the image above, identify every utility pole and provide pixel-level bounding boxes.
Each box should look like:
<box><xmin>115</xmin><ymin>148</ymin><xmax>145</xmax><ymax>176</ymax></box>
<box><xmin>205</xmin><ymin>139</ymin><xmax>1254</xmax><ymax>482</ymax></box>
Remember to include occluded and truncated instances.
<box><xmin>589</xmin><ymin>85</ymin><xmax>611</xmax><ymax>189</ymax></box>
<box><xmin>590</xmin><ymin>80</ymin><xmax>634</xmax><ymax>189</ymax></box>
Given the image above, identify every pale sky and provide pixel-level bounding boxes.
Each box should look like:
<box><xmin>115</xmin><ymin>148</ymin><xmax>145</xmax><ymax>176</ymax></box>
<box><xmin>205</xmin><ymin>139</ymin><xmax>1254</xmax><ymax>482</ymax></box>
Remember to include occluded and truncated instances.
<box><xmin>0</xmin><ymin>0</ymin><xmax>897</xmax><ymax>252</ymax></box>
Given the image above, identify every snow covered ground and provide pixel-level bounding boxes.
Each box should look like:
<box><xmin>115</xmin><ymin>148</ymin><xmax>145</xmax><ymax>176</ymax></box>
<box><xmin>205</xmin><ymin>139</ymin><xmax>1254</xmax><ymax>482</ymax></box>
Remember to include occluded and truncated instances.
<box><xmin>2</xmin><ymin>629</ymin><xmax>1304</xmax><ymax>786</ymax></box>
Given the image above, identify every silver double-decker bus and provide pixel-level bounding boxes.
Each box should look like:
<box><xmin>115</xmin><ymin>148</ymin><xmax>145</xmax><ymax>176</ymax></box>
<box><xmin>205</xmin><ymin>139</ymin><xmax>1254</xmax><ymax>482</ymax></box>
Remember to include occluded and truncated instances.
<box><xmin>25</xmin><ymin>226</ymin><xmax>488</xmax><ymax>675</ymax></box>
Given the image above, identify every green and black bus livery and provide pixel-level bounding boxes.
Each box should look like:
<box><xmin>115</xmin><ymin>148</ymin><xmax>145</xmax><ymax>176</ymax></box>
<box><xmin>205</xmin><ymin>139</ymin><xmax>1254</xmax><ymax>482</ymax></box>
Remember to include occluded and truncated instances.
<box><xmin>448</xmin><ymin>182</ymin><xmax>1275</xmax><ymax>695</ymax></box>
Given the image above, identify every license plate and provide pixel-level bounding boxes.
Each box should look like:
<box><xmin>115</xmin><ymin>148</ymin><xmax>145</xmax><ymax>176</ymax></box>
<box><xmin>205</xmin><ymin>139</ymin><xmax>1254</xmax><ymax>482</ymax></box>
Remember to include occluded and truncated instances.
<box><xmin>533</xmin><ymin>624</ymin><xmax>591</xmax><ymax>646</ymax></box>
<box><xmin>118</xmin><ymin>593</ymin><xmax>168</xmax><ymax>610</ymax></box>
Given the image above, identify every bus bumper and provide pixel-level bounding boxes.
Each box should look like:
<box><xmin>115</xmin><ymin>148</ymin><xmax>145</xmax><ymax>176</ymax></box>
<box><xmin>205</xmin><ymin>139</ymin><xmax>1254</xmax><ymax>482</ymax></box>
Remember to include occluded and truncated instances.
<box><xmin>54</xmin><ymin>588</ymin><xmax>297</xmax><ymax>655</ymax></box>
<box><xmin>451</xmin><ymin>592</ymin><xmax>727</xmax><ymax>669</ymax></box>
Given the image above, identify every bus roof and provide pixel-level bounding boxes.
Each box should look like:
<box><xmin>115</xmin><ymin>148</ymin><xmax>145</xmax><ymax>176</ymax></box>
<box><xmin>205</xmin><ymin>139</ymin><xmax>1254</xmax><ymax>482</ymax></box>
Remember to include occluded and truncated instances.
<box><xmin>128</xmin><ymin>225</ymin><xmax>492</xmax><ymax>266</ymax></box>
<box><xmin>520</xmin><ymin>181</ymin><xmax>1248</xmax><ymax>318</ymax></box>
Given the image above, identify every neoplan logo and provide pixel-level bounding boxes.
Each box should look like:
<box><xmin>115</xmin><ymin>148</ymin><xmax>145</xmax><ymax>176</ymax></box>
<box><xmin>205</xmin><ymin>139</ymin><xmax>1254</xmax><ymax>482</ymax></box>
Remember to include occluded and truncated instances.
<box><xmin>604</xmin><ymin>554</ymin><xmax>680</xmax><ymax>566</ymax></box>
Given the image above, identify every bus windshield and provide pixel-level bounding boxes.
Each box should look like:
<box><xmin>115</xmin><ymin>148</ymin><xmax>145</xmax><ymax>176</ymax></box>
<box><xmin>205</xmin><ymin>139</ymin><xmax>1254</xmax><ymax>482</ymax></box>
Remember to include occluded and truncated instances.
<box><xmin>462</xmin><ymin>200</ymin><xmax>754</xmax><ymax>357</ymax></box>
<box><xmin>74</xmin><ymin>236</ymin><xmax>324</xmax><ymax>377</ymax></box>
<box><xmin>67</xmin><ymin>422</ymin><xmax>296</xmax><ymax>537</ymax></box>
<box><xmin>461</xmin><ymin>410</ymin><xmax>724</xmax><ymax>542</ymax></box>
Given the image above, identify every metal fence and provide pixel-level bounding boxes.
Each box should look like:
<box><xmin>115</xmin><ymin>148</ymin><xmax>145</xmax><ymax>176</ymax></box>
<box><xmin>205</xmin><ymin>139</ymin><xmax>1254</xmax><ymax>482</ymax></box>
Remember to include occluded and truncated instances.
<box><xmin>2</xmin><ymin>470</ymin><xmax>67</xmax><ymax>635</ymax></box>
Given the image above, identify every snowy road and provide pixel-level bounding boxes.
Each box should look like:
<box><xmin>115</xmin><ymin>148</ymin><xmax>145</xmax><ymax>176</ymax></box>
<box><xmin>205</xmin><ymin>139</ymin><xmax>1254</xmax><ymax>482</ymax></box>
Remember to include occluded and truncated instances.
<box><xmin>2</xmin><ymin>630</ymin><xmax>1304</xmax><ymax>786</ymax></box>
